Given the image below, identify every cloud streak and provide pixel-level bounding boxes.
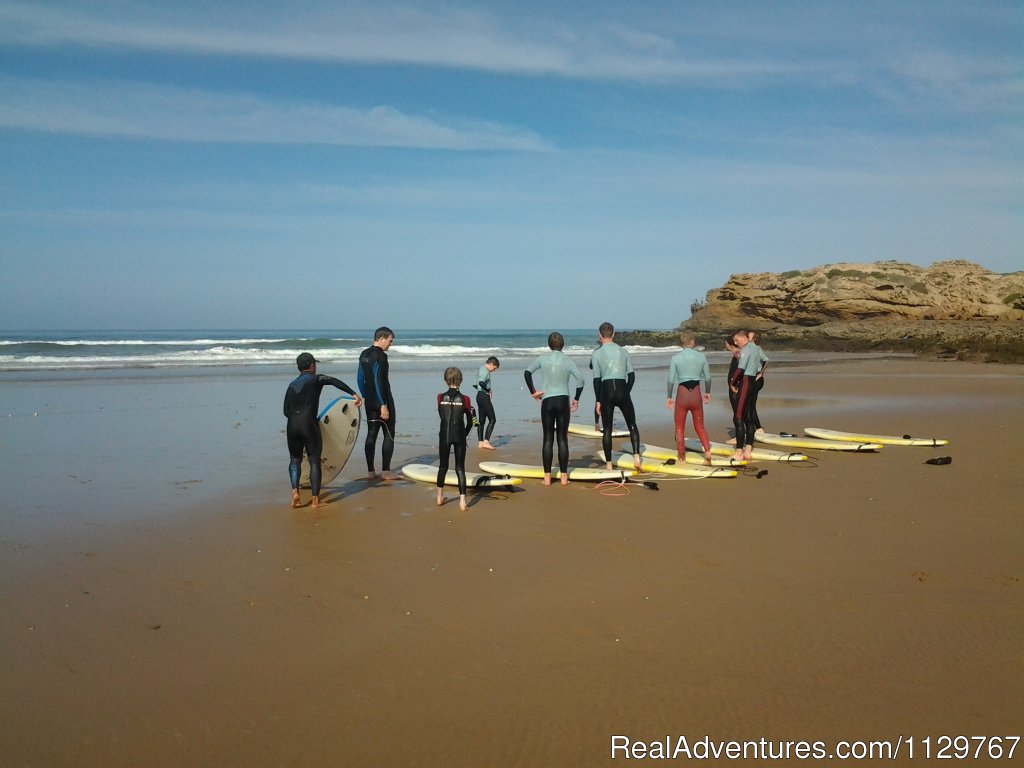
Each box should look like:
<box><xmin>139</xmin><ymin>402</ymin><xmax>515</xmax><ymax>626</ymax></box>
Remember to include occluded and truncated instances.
<box><xmin>2</xmin><ymin>1</ymin><xmax>1020</xmax><ymax>116</ymax></box>
<box><xmin>0</xmin><ymin>1</ymin><xmax>814</xmax><ymax>84</ymax></box>
<box><xmin>0</xmin><ymin>76</ymin><xmax>550</xmax><ymax>149</ymax></box>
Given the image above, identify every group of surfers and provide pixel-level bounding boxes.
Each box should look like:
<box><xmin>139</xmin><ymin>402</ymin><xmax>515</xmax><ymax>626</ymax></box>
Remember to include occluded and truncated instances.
<box><xmin>283</xmin><ymin>325</ymin><xmax>768</xmax><ymax>510</ymax></box>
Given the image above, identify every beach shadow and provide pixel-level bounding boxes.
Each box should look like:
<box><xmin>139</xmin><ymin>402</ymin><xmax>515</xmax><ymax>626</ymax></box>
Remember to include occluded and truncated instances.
<box><xmin>318</xmin><ymin>476</ymin><xmax>381</xmax><ymax>504</ymax></box>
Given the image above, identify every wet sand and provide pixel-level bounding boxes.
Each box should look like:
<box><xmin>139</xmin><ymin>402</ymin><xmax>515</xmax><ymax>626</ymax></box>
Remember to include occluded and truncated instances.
<box><xmin>1</xmin><ymin>358</ymin><xmax>1022</xmax><ymax>766</ymax></box>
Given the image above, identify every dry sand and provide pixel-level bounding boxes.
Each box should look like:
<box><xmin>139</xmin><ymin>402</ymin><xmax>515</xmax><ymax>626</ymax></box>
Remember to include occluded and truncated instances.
<box><xmin>2</xmin><ymin>359</ymin><xmax>1021</xmax><ymax>767</ymax></box>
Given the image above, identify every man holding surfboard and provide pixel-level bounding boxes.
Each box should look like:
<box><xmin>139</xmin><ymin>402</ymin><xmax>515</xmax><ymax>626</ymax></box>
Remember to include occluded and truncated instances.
<box><xmin>284</xmin><ymin>352</ymin><xmax>361</xmax><ymax>508</ymax></box>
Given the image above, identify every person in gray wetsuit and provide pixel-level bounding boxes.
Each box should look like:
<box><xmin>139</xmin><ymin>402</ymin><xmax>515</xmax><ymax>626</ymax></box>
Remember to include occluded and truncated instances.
<box><xmin>524</xmin><ymin>332</ymin><xmax>584</xmax><ymax>486</ymax></box>
<box><xmin>590</xmin><ymin>322</ymin><xmax>641</xmax><ymax>470</ymax></box>
<box><xmin>474</xmin><ymin>356</ymin><xmax>500</xmax><ymax>449</ymax></box>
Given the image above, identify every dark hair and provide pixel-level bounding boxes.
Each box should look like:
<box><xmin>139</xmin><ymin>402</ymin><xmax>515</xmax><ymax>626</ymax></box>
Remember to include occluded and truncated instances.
<box><xmin>547</xmin><ymin>332</ymin><xmax>565</xmax><ymax>351</ymax></box>
<box><xmin>486</xmin><ymin>356</ymin><xmax>500</xmax><ymax>367</ymax></box>
<box><xmin>374</xmin><ymin>326</ymin><xmax>394</xmax><ymax>341</ymax></box>
<box><xmin>444</xmin><ymin>366</ymin><xmax>463</xmax><ymax>386</ymax></box>
<box><xmin>598</xmin><ymin>322</ymin><xmax>614</xmax><ymax>338</ymax></box>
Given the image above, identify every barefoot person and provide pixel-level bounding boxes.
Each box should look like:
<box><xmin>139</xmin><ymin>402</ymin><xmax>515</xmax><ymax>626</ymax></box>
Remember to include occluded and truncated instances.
<box><xmin>474</xmin><ymin>356</ymin><xmax>500</xmax><ymax>450</ymax></box>
<box><xmin>436</xmin><ymin>367</ymin><xmax>476</xmax><ymax>512</ymax></box>
<box><xmin>284</xmin><ymin>352</ymin><xmax>361</xmax><ymax>508</ymax></box>
<box><xmin>728</xmin><ymin>330</ymin><xmax>768</xmax><ymax>462</ymax></box>
<box><xmin>358</xmin><ymin>327</ymin><xmax>397</xmax><ymax>480</ymax></box>
<box><xmin>524</xmin><ymin>332</ymin><xmax>584</xmax><ymax>486</ymax></box>
<box><xmin>724</xmin><ymin>336</ymin><xmax>741</xmax><ymax>445</ymax></box>
<box><xmin>666</xmin><ymin>332</ymin><xmax>713</xmax><ymax>466</ymax></box>
<box><xmin>746</xmin><ymin>330</ymin><xmax>769</xmax><ymax>437</ymax></box>
<box><xmin>590</xmin><ymin>322</ymin><xmax>642</xmax><ymax>470</ymax></box>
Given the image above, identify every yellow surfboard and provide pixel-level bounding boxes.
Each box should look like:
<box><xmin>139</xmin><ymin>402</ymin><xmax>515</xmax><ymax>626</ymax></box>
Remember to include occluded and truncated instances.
<box><xmin>613</xmin><ymin>453</ymin><xmax>737</xmax><ymax>478</ymax></box>
<box><xmin>478</xmin><ymin>461</ymin><xmax>635</xmax><ymax>481</ymax></box>
<box><xmin>567</xmin><ymin>423</ymin><xmax>630</xmax><ymax>439</ymax></box>
<box><xmin>400</xmin><ymin>463</ymin><xmax>522</xmax><ymax>488</ymax></box>
<box><xmin>757</xmin><ymin>432</ymin><xmax>883</xmax><ymax>452</ymax></box>
<box><xmin>623</xmin><ymin>443</ymin><xmax>746</xmax><ymax>467</ymax></box>
<box><xmin>804</xmin><ymin>427</ymin><xmax>948</xmax><ymax>447</ymax></box>
<box><xmin>682</xmin><ymin>438</ymin><xmax>808</xmax><ymax>462</ymax></box>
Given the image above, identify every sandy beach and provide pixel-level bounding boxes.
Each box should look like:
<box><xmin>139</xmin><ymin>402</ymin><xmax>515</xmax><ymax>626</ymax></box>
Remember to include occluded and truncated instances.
<box><xmin>1</xmin><ymin>357</ymin><xmax>1022</xmax><ymax>767</ymax></box>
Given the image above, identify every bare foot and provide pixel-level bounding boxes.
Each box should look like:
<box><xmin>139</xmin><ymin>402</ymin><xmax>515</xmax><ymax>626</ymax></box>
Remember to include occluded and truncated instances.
<box><xmin>380</xmin><ymin>470</ymin><xmax>399</xmax><ymax>481</ymax></box>
<box><xmin>291</xmin><ymin>489</ymin><xmax>301</xmax><ymax>508</ymax></box>
<box><xmin>311</xmin><ymin>495</ymin><xmax>322</xmax><ymax>508</ymax></box>
<box><xmin>459</xmin><ymin>496</ymin><xmax>467</xmax><ymax>512</ymax></box>
<box><xmin>605</xmin><ymin>462</ymin><xmax>614</xmax><ymax>471</ymax></box>
<box><xmin>742</xmin><ymin>448</ymin><xmax>753</xmax><ymax>461</ymax></box>
<box><xmin>367</xmin><ymin>471</ymin><xmax>380</xmax><ymax>481</ymax></box>
<box><xmin>479</xmin><ymin>441</ymin><xmax>496</xmax><ymax>450</ymax></box>
<box><xmin>560</xmin><ymin>475</ymin><xmax>570</xmax><ymax>486</ymax></box>
<box><xmin>633</xmin><ymin>455</ymin><xmax>643</xmax><ymax>471</ymax></box>
<box><xmin>731</xmin><ymin>451</ymin><xmax>744</xmax><ymax>463</ymax></box>
<box><xmin>703</xmin><ymin>452</ymin><xmax>713</xmax><ymax>466</ymax></box>
<box><xmin>436</xmin><ymin>489</ymin><xmax>445</xmax><ymax>506</ymax></box>
<box><xmin>542</xmin><ymin>473</ymin><xmax>552</xmax><ymax>486</ymax></box>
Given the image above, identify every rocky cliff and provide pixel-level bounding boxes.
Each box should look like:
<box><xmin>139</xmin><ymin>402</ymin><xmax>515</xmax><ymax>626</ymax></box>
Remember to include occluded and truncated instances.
<box><xmin>619</xmin><ymin>261</ymin><xmax>1024</xmax><ymax>362</ymax></box>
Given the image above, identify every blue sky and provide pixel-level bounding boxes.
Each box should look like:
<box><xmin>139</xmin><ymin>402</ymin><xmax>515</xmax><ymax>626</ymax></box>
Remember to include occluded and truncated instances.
<box><xmin>1</xmin><ymin>0</ymin><xmax>1021</xmax><ymax>331</ymax></box>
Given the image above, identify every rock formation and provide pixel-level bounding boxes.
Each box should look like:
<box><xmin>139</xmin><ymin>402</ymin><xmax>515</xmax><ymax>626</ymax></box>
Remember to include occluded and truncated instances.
<box><xmin>618</xmin><ymin>261</ymin><xmax>1024</xmax><ymax>363</ymax></box>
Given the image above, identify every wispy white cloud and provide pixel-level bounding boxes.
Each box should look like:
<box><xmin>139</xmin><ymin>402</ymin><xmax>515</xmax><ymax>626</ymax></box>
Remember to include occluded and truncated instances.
<box><xmin>0</xmin><ymin>76</ymin><xmax>550</xmax><ymax>149</ymax></box>
<box><xmin>0</xmin><ymin>1</ymin><xmax>803</xmax><ymax>84</ymax></box>
<box><xmin>2</xmin><ymin>0</ymin><xmax>1020</xmax><ymax>115</ymax></box>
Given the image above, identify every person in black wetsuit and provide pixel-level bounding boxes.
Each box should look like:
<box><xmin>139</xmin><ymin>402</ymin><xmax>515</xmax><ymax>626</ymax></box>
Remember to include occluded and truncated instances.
<box><xmin>284</xmin><ymin>351</ymin><xmax>361</xmax><ymax>508</ymax></box>
<box><xmin>358</xmin><ymin>327</ymin><xmax>396</xmax><ymax>480</ymax></box>
<box><xmin>437</xmin><ymin>366</ymin><xmax>476</xmax><ymax>511</ymax></box>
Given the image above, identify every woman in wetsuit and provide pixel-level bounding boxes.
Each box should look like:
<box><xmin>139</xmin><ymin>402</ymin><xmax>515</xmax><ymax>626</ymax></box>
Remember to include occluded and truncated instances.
<box><xmin>437</xmin><ymin>367</ymin><xmax>476</xmax><ymax>511</ymax></box>
<box><xmin>524</xmin><ymin>332</ymin><xmax>584</xmax><ymax>486</ymax></box>
<box><xmin>284</xmin><ymin>352</ymin><xmax>361</xmax><ymax>508</ymax></box>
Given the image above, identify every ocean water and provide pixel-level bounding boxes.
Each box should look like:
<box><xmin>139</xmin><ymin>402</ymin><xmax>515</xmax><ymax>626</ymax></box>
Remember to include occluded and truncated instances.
<box><xmin>0</xmin><ymin>329</ymin><xmax>689</xmax><ymax>375</ymax></box>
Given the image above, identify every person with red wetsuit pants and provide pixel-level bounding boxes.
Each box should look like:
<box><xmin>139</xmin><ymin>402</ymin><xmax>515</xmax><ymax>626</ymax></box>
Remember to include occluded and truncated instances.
<box><xmin>666</xmin><ymin>332</ymin><xmax>713</xmax><ymax>466</ymax></box>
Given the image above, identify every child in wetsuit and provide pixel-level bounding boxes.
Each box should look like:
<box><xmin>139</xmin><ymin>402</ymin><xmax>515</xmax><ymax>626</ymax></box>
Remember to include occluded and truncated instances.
<box><xmin>437</xmin><ymin>366</ymin><xmax>476</xmax><ymax>511</ymax></box>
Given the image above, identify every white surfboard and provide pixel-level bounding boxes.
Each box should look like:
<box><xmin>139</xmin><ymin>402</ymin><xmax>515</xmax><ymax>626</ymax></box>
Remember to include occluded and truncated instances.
<box><xmin>804</xmin><ymin>427</ymin><xmax>949</xmax><ymax>447</ymax></box>
<box><xmin>400</xmin><ymin>463</ymin><xmax>523</xmax><ymax>488</ymax></box>
<box><xmin>613</xmin><ymin>453</ymin><xmax>737</xmax><ymax>478</ymax></box>
<box><xmin>567</xmin><ymin>423</ymin><xmax>630</xmax><ymax>439</ymax></box>
<box><xmin>300</xmin><ymin>395</ymin><xmax>361</xmax><ymax>487</ymax></box>
<box><xmin>478</xmin><ymin>461</ymin><xmax>635</xmax><ymax>481</ymax></box>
